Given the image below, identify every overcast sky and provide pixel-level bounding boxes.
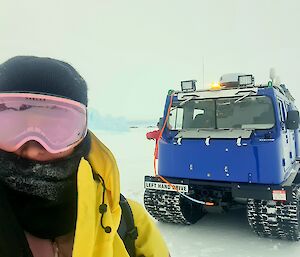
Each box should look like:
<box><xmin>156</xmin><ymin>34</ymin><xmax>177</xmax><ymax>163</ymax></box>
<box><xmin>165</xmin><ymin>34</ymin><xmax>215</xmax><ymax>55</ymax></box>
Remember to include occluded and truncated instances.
<box><xmin>1</xmin><ymin>0</ymin><xmax>299</xmax><ymax>120</ymax></box>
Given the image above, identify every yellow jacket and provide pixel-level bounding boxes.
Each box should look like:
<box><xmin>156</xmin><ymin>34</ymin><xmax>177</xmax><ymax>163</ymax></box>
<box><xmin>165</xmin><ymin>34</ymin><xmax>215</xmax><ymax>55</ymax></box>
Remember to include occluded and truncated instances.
<box><xmin>72</xmin><ymin>131</ymin><xmax>169</xmax><ymax>257</ymax></box>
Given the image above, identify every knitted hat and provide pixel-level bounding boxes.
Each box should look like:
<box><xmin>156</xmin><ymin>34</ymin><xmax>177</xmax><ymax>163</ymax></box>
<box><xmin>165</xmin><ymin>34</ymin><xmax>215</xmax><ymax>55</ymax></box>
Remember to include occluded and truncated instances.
<box><xmin>0</xmin><ymin>56</ymin><xmax>88</xmax><ymax>106</ymax></box>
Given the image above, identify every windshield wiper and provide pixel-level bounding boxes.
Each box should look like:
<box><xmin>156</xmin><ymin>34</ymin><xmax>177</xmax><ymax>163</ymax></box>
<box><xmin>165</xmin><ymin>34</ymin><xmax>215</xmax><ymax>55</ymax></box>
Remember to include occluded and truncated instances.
<box><xmin>234</xmin><ymin>91</ymin><xmax>255</xmax><ymax>103</ymax></box>
<box><xmin>171</xmin><ymin>96</ymin><xmax>196</xmax><ymax>111</ymax></box>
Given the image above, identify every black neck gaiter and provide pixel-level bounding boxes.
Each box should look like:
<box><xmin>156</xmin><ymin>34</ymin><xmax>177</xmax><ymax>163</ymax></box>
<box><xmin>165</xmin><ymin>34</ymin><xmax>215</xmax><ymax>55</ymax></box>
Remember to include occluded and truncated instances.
<box><xmin>0</xmin><ymin>149</ymin><xmax>81</xmax><ymax>202</ymax></box>
<box><xmin>0</xmin><ymin>134</ymin><xmax>90</xmax><ymax>240</ymax></box>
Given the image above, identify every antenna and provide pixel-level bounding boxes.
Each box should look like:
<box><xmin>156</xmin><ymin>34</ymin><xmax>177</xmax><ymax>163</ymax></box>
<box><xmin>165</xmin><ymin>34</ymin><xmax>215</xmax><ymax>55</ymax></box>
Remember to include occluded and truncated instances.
<box><xmin>202</xmin><ymin>56</ymin><xmax>205</xmax><ymax>89</ymax></box>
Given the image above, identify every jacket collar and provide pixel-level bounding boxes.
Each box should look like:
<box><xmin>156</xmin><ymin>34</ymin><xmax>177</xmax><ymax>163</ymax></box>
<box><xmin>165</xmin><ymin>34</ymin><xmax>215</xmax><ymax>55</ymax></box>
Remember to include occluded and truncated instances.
<box><xmin>72</xmin><ymin>131</ymin><xmax>122</xmax><ymax>257</ymax></box>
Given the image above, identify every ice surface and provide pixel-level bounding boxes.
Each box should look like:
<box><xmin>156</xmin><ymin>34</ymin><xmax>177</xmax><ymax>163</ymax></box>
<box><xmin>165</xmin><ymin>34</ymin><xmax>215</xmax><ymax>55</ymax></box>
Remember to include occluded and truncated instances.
<box><xmin>94</xmin><ymin>128</ymin><xmax>300</xmax><ymax>257</ymax></box>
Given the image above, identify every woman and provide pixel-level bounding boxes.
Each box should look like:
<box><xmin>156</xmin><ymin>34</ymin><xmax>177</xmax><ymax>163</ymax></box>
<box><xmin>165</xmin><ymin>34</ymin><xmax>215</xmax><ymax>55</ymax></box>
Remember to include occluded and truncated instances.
<box><xmin>0</xmin><ymin>56</ymin><xmax>169</xmax><ymax>257</ymax></box>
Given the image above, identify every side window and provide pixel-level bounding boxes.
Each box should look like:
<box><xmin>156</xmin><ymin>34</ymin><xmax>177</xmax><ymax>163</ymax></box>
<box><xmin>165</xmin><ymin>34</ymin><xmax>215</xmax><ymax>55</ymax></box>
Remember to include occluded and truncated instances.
<box><xmin>168</xmin><ymin>108</ymin><xmax>183</xmax><ymax>130</ymax></box>
<box><xmin>168</xmin><ymin>109</ymin><xmax>176</xmax><ymax>129</ymax></box>
<box><xmin>281</xmin><ymin>102</ymin><xmax>287</xmax><ymax>120</ymax></box>
<box><xmin>175</xmin><ymin>108</ymin><xmax>183</xmax><ymax>129</ymax></box>
<box><xmin>278</xmin><ymin>100</ymin><xmax>286</xmax><ymax>122</ymax></box>
<box><xmin>278</xmin><ymin>101</ymin><xmax>284</xmax><ymax>122</ymax></box>
<box><xmin>278</xmin><ymin>99</ymin><xmax>288</xmax><ymax>131</ymax></box>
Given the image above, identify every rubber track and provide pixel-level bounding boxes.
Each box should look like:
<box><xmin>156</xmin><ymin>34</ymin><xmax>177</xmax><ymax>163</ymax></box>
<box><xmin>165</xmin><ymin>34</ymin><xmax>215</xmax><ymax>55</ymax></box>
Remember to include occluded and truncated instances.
<box><xmin>247</xmin><ymin>186</ymin><xmax>300</xmax><ymax>241</ymax></box>
<box><xmin>144</xmin><ymin>189</ymin><xmax>192</xmax><ymax>224</ymax></box>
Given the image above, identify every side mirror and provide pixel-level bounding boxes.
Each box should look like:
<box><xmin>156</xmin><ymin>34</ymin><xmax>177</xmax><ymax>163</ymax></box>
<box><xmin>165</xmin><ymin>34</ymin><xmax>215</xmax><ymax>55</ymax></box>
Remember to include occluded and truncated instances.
<box><xmin>157</xmin><ymin>117</ymin><xmax>164</xmax><ymax>130</ymax></box>
<box><xmin>286</xmin><ymin>110</ymin><xmax>299</xmax><ymax>130</ymax></box>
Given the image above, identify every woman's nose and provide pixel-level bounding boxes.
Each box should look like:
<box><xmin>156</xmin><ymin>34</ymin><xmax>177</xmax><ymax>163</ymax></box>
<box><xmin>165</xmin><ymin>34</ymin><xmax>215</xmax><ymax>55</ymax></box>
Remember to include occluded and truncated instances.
<box><xmin>19</xmin><ymin>140</ymin><xmax>47</xmax><ymax>159</ymax></box>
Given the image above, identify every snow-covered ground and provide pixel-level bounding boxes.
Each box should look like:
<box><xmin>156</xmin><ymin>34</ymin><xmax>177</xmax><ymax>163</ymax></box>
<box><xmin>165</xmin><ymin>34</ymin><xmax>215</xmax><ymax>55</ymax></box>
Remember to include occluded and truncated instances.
<box><xmin>94</xmin><ymin>128</ymin><xmax>300</xmax><ymax>257</ymax></box>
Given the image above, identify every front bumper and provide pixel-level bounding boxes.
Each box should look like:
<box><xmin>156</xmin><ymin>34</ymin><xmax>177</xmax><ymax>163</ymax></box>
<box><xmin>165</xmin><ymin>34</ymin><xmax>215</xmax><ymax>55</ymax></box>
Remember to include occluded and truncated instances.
<box><xmin>145</xmin><ymin>168</ymin><xmax>299</xmax><ymax>202</ymax></box>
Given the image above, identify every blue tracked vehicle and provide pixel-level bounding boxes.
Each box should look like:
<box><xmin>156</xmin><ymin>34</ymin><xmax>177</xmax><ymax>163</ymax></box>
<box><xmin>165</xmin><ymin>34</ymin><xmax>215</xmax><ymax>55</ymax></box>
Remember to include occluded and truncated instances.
<box><xmin>144</xmin><ymin>74</ymin><xmax>300</xmax><ymax>240</ymax></box>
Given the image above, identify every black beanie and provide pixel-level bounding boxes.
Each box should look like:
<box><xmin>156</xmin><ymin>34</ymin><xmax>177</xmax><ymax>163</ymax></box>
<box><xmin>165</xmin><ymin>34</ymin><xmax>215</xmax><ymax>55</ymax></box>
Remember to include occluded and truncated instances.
<box><xmin>0</xmin><ymin>56</ymin><xmax>88</xmax><ymax>106</ymax></box>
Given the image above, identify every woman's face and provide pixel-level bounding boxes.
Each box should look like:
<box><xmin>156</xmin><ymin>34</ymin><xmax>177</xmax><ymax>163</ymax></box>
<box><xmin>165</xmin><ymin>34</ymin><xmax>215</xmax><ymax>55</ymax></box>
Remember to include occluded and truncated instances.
<box><xmin>12</xmin><ymin>140</ymin><xmax>75</xmax><ymax>162</ymax></box>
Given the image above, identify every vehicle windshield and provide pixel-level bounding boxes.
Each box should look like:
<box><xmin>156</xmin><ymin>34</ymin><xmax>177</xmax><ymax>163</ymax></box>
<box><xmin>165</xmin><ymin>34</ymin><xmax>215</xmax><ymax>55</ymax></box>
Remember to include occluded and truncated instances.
<box><xmin>168</xmin><ymin>96</ymin><xmax>275</xmax><ymax>130</ymax></box>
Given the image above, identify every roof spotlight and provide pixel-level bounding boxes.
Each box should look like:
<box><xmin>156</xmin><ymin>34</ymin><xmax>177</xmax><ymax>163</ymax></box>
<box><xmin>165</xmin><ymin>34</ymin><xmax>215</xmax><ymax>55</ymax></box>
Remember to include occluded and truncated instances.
<box><xmin>238</xmin><ymin>75</ymin><xmax>254</xmax><ymax>86</ymax></box>
<box><xmin>181</xmin><ymin>80</ymin><xmax>197</xmax><ymax>92</ymax></box>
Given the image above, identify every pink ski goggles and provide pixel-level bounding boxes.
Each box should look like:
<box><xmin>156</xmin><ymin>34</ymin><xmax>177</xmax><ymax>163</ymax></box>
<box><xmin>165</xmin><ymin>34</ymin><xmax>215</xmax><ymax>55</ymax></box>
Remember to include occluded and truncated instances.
<box><xmin>0</xmin><ymin>93</ymin><xmax>87</xmax><ymax>153</ymax></box>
